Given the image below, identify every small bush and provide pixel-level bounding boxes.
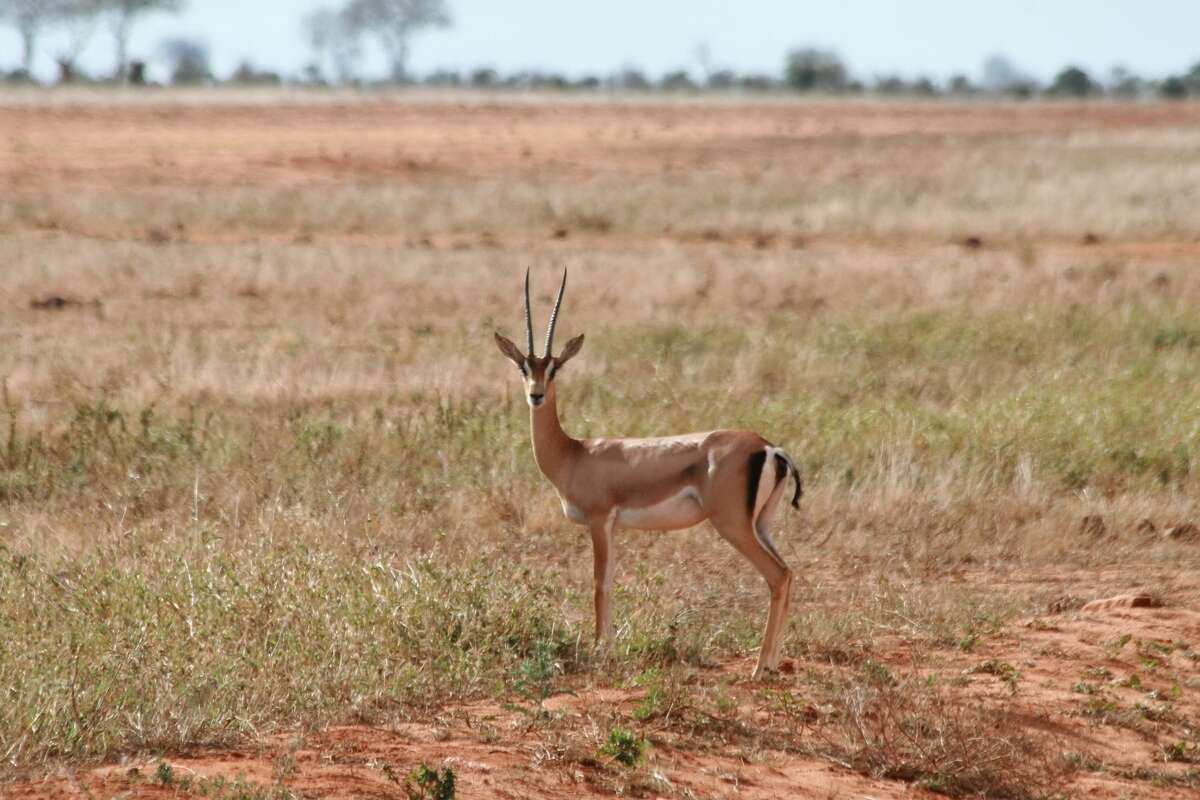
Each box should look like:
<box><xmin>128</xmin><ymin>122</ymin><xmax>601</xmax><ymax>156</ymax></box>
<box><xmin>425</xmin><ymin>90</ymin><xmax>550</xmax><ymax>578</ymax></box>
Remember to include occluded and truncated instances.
<box><xmin>1163</xmin><ymin>742</ymin><xmax>1198</xmax><ymax>764</ymax></box>
<box><xmin>1153</xmin><ymin>324</ymin><xmax>1199</xmax><ymax>350</ymax></box>
<box><xmin>633</xmin><ymin>668</ymin><xmax>664</xmax><ymax>721</ymax></box>
<box><xmin>405</xmin><ymin>764</ymin><xmax>456</xmax><ymax>800</ymax></box>
<box><xmin>510</xmin><ymin>637</ymin><xmax>567</xmax><ymax>700</ymax></box>
<box><xmin>600</xmin><ymin>727</ymin><xmax>647</xmax><ymax>767</ymax></box>
<box><xmin>966</xmin><ymin>659</ymin><xmax>1022</xmax><ymax>694</ymax></box>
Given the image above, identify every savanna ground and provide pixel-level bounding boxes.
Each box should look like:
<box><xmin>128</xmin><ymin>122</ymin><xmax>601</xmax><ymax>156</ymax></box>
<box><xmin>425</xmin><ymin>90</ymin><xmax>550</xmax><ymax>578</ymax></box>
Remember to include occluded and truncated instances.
<box><xmin>2</xmin><ymin>90</ymin><xmax>1200</xmax><ymax>799</ymax></box>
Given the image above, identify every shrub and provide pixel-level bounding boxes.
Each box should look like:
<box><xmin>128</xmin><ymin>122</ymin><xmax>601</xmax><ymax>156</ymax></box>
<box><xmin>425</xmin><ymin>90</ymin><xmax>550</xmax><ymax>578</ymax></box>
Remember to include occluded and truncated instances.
<box><xmin>600</xmin><ymin>727</ymin><xmax>647</xmax><ymax>767</ymax></box>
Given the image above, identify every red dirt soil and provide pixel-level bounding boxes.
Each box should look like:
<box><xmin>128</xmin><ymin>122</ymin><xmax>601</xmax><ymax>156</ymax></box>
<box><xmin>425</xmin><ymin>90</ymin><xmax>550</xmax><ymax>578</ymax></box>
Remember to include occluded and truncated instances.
<box><xmin>8</xmin><ymin>579</ymin><xmax>1200</xmax><ymax>799</ymax></box>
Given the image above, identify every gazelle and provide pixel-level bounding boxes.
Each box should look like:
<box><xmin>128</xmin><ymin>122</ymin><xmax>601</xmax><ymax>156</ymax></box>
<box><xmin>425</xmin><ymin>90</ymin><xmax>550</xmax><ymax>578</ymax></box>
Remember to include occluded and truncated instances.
<box><xmin>494</xmin><ymin>269</ymin><xmax>802</xmax><ymax>677</ymax></box>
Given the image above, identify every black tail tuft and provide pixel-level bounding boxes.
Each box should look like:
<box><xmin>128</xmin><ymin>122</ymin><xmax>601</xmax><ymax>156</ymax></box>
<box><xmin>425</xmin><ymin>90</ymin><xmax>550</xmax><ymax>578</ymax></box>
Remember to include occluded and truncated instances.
<box><xmin>772</xmin><ymin>451</ymin><xmax>802</xmax><ymax>509</ymax></box>
<box><xmin>772</xmin><ymin>451</ymin><xmax>803</xmax><ymax>509</ymax></box>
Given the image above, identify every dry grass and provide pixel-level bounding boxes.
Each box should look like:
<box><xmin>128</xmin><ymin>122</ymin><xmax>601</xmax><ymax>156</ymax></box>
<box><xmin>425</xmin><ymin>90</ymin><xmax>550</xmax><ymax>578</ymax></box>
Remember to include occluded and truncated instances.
<box><xmin>830</xmin><ymin>682</ymin><xmax>1070</xmax><ymax>798</ymax></box>
<box><xmin>2</xmin><ymin>93</ymin><xmax>1200</xmax><ymax>797</ymax></box>
<box><xmin>5</xmin><ymin>128</ymin><xmax>1200</xmax><ymax>242</ymax></box>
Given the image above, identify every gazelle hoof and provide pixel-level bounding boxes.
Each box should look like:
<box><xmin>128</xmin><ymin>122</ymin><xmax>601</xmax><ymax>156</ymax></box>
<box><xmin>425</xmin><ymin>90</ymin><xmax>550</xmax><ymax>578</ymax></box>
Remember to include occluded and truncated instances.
<box><xmin>752</xmin><ymin>664</ymin><xmax>778</xmax><ymax>680</ymax></box>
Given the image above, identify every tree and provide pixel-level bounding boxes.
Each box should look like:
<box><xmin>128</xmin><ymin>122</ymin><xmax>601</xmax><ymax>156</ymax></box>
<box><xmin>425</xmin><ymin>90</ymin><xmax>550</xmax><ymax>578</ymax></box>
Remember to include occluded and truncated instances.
<box><xmin>0</xmin><ymin>0</ymin><xmax>101</xmax><ymax>80</ymax></box>
<box><xmin>0</xmin><ymin>0</ymin><xmax>55</xmax><ymax>75</ymax></box>
<box><xmin>101</xmin><ymin>0</ymin><xmax>185</xmax><ymax>81</ymax></box>
<box><xmin>51</xmin><ymin>0</ymin><xmax>104</xmax><ymax>83</ymax></box>
<box><xmin>948</xmin><ymin>73</ymin><xmax>976</xmax><ymax>95</ymax></box>
<box><xmin>1159</xmin><ymin>76</ymin><xmax>1187</xmax><ymax>99</ymax></box>
<box><xmin>739</xmin><ymin>73</ymin><xmax>775</xmax><ymax>92</ymax></box>
<box><xmin>660</xmin><ymin>69</ymin><xmax>696</xmax><ymax>91</ymax></box>
<box><xmin>423</xmin><ymin>68</ymin><xmax>460</xmax><ymax>87</ymax></box>
<box><xmin>873</xmin><ymin>74</ymin><xmax>905</xmax><ymax>95</ymax></box>
<box><xmin>528</xmin><ymin>71</ymin><xmax>567</xmax><ymax>90</ymax></box>
<box><xmin>706</xmin><ymin>69</ymin><xmax>736</xmax><ymax>90</ymax></box>
<box><xmin>1047</xmin><ymin>65</ymin><xmax>1097</xmax><ymax>98</ymax></box>
<box><xmin>342</xmin><ymin>0</ymin><xmax>450</xmax><ymax>83</ymax></box>
<box><xmin>910</xmin><ymin>76</ymin><xmax>937</xmax><ymax>96</ymax></box>
<box><xmin>230</xmin><ymin>60</ymin><xmax>281</xmax><ymax>85</ymax></box>
<box><xmin>784</xmin><ymin>47</ymin><xmax>848</xmax><ymax>92</ymax></box>
<box><xmin>158</xmin><ymin>35</ymin><xmax>208</xmax><ymax>84</ymax></box>
<box><xmin>1107</xmin><ymin>66</ymin><xmax>1144</xmax><ymax>99</ymax></box>
<box><xmin>981</xmin><ymin>54</ymin><xmax>1038</xmax><ymax>96</ymax></box>
<box><xmin>612</xmin><ymin>67</ymin><xmax>650</xmax><ymax>91</ymax></box>
<box><xmin>1185</xmin><ymin>60</ymin><xmax>1200</xmax><ymax>95</ymax></box>
<box><xmin>302</xmin><ymin>6</ymin><xmax>362</xmax><ymax>84</ymax></box>
<box><xmin>468</xmin><ymin>66</ymin><xmax>497</xmax><ymax>87</ymax></box>
<box><xmin>694</xmin><ymin>42</ymin><xmax>713</xmax><ymax>85</ymax></box>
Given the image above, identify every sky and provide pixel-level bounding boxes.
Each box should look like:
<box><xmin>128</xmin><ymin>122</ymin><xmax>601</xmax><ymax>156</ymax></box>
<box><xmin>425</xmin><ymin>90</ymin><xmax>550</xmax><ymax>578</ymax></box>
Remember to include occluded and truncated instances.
<box><xmin>4</xmin><ymin>0</ymin><xmax>1200</xmax><ymax>84</ymax></box>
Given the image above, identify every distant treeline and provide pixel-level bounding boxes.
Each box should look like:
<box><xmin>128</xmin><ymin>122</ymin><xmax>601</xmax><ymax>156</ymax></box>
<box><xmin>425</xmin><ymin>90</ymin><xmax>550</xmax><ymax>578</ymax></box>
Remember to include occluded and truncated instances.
<box><xmin>1</xmin><ymin>0</ymin><xmax>1198</xmax><ymax>99</ymax></box>
<box><xmin>9</xmin><ymin>52</ymin><xmax>1200</xmax><ymax>101</ymax></box>
<box><xmin>365</xmin><ymin>53</ymin><xmax>1200</xmax><ymax>100</ymax></box>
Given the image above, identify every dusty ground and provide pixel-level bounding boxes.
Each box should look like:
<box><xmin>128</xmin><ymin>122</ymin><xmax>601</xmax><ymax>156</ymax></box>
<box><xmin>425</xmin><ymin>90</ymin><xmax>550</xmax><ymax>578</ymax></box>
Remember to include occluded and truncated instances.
<box><xmin>4</xmin><ymin>92</ymin><xmax>1200</xmax><ymax>798</ymax></box>
<box><xmin>9</xmin><ymin>571</ymin><xmax>1200</xmax><ymax>799</ymax></box>
<box><xmin>6</xmin><ymin>92</ymin><xmax>1200</xmax><ymax>190</ymax></box>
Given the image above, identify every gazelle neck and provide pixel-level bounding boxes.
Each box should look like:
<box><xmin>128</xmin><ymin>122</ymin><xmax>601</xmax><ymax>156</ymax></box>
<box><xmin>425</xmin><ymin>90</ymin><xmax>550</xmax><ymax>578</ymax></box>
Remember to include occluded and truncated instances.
<box><xmin>529</xmin><ymin>386</ymin><xmax>579</xmax><ymax>484</ymax></box>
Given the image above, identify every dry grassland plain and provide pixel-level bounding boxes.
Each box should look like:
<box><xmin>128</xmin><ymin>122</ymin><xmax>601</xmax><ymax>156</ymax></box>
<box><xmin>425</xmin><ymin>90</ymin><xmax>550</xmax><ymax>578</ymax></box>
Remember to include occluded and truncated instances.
<box><xmin>2</xmin><ymin>91</ymin><xmax>1200</xmax><ymax>799</ymax></box>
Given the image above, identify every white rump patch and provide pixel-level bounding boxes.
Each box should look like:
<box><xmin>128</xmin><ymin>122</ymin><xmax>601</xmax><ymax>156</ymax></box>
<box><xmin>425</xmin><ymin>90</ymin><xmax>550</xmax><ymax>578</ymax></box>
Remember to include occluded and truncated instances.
<box><xmin>753</xmin><ymin>447</ymin><xmax>789</xmax><ymax>568</ymax></box>
<box><xmin>752</xmin><ymin>447</ymin><xmax>784</xmax><ymax>520</ymax></box>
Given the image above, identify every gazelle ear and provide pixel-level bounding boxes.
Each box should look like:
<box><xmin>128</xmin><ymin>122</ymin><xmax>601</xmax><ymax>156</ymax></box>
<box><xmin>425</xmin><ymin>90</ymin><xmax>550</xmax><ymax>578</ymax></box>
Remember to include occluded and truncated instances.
<box><xmin>494</xmin><ymin>332</ymin><xmax>526</xmax><ymax>368</ymax></box>
<box><xmin>557</xmin><ymin>333</ymin><xmax>585</xmax><ymax>366</ymax></box>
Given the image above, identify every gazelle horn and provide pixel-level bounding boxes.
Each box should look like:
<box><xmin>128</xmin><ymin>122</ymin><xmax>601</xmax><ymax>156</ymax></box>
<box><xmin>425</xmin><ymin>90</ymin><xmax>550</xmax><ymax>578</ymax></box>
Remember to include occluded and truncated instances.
<box><xmin>524</xmin><ymin>268</ymin><xmax>535</xmax><ymax>356</ymax></box>
<box><xmin>544</xmin><ymin>268</ymin><xmax>567</xmax><ymax>356</ymax></box>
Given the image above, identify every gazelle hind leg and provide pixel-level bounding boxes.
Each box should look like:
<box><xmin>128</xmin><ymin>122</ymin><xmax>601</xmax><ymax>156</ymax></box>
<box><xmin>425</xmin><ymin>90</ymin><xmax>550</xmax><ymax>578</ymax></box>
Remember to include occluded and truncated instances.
<box><xmin>710</xmin><ymin>474</ymin><xmax>792</xmax><ymax>677</ymax></box>
<box><xmin>753</xmin><ymin>475</ymin><xmax>792</xmax><ymax>672</ymax></box>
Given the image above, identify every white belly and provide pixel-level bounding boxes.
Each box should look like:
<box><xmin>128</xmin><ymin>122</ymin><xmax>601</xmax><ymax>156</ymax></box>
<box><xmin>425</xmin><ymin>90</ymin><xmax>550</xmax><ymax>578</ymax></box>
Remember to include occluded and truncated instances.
<box><xmin>617</xmin><ymin>487</ymin><xmax>707</xmax><ymax>531</ymax></box>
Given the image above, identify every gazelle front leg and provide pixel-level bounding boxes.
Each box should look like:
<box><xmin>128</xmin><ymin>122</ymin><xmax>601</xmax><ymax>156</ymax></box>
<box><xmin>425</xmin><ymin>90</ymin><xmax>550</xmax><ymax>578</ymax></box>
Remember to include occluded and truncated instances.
<box><xmin>589</xmin><ymin>512</ymin><xmax>617</xmax><ymax>647</ymax></box>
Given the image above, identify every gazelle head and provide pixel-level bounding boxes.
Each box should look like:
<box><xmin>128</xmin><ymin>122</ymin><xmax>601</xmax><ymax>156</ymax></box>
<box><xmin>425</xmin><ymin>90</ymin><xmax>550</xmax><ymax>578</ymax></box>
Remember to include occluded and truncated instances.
<box><xmin>495</xmin><ymin>269</ymin><xmax>585</xmax><ymax>409</ymax></box>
